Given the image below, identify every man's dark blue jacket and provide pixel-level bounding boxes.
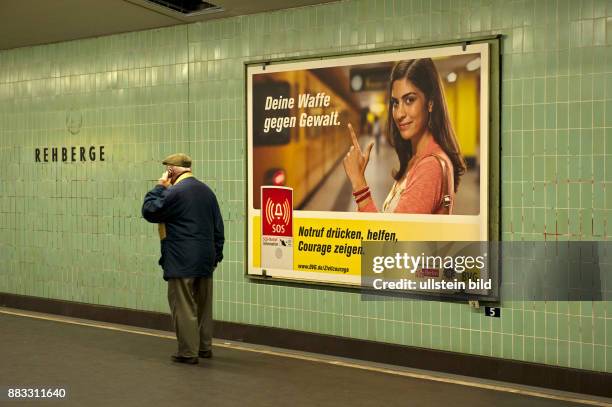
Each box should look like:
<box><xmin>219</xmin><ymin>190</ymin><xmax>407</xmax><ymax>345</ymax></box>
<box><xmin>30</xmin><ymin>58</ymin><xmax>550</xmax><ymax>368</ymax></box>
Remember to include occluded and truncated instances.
<box><xmin>142</xmin><ymin>174</ymin><xmax>224</xmax><ymax>280</ymax></box>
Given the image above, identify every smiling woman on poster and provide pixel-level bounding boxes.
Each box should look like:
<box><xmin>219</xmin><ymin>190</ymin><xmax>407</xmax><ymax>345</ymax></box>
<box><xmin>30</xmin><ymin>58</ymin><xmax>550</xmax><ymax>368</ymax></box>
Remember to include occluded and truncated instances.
<box><xmin>343</xmin><ymin>58</ymin><xmax>466</xmax><ymax>215</ymax></box>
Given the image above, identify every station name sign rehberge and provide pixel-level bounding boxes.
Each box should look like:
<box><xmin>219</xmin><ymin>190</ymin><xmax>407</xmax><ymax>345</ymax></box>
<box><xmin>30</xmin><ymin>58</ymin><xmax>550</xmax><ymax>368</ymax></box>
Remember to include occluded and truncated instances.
<box><xmin>35</xmin><ymin>146</ymin><xmax>106</xmax><ymax>163</ymax></box>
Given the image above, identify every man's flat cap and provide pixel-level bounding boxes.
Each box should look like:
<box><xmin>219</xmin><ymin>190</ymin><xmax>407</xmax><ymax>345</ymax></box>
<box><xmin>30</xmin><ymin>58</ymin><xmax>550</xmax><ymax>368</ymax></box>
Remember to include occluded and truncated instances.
<box><xmin>162</xmin><ymin>153</ymin><xmax>192</xmax><ymax>168</ymax></box>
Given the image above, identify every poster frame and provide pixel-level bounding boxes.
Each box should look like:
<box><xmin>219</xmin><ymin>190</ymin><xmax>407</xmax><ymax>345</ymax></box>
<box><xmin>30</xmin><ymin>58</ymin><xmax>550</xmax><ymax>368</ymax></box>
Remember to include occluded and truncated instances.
<box><xmin>243</xmin><ymin>36</ymin><xmax>501</xmax><ymax>298</ymax></box>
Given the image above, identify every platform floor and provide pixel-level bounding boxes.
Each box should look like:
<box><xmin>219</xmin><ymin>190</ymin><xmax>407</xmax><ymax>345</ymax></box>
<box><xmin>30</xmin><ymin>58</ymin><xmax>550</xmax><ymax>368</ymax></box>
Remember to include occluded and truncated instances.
<box><xmin>0</xmin><ymin>309</ymin><xmax>607</xmax><ymax>407</ymax></box>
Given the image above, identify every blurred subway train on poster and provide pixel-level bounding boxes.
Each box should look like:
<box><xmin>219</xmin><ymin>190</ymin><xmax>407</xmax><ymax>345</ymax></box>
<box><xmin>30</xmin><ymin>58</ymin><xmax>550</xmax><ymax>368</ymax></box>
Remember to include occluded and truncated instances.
<box><xmin>251</xmin><ymin>69</ymin><xmax>359</xmax><ymax>209</ymax></box>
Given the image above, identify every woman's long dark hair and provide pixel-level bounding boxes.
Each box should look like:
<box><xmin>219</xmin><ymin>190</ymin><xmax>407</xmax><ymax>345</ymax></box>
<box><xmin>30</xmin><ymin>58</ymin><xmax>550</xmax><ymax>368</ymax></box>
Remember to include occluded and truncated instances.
<box><xmin>387</xmin><ymin>58</ymin><xmax>466</xmax><ymax>192</ymax></box>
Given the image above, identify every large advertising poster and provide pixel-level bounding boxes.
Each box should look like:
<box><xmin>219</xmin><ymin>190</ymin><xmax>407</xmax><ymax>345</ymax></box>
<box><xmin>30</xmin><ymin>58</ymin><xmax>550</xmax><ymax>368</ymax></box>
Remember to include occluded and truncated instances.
<box><xmin>247</xmin><ymin>43</ymin><xmax>490</xmax><ymax>287</ymax></box>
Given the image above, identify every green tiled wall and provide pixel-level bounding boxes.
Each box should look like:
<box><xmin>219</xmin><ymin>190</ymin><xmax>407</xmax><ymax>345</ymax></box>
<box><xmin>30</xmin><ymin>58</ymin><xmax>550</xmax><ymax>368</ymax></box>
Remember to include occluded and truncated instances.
<box><xmin>0</xmin><ymin>0</ymin><xmax>610</xmax><ymax>373</ymax></box>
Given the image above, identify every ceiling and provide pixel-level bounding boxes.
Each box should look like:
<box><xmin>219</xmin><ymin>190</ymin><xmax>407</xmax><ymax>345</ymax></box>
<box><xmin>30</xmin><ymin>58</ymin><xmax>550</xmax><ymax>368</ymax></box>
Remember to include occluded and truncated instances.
<box><xmin>0</xmin><ymin>0</ymin><xmax>336</xmax><ymax>51</ymax></box>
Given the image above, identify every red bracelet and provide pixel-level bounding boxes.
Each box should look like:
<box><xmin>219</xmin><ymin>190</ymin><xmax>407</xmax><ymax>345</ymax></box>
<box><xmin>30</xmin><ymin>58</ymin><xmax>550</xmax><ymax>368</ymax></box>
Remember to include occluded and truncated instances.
<box><xmin>354</xmin><ymin>190</ymin><xmax>369</xmax><ymax>201</ymax></box>
<box><xmin>352</xmin><ymin>186</ymin><xmax>369</xmax><ymax>197</ymax></box>
<box><xmin>355</xmin><ymin>191</ymin><xmax>371</xmax><ymax>203</ymax></box>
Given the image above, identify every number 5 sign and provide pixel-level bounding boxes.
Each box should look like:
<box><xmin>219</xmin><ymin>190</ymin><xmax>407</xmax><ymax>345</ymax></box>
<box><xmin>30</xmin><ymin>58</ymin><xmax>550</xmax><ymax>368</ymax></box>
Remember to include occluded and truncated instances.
<box><xmin>261</xmin><ymin>186</ymin><xmax>293</xmax><ymax>270</ymax></box>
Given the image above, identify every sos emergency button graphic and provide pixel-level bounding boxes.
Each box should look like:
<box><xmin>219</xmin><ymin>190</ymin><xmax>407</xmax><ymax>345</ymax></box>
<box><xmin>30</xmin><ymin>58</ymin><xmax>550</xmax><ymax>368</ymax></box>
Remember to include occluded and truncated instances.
<box><xmin>261</xmin><ymin>186</ymin><xmax>293</xmax><ymax>270</ymax></box>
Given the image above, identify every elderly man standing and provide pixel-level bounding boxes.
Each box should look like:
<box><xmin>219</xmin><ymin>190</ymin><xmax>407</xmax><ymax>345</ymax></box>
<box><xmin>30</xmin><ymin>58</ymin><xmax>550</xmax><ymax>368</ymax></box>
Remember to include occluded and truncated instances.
<box><xmin>142</xmin><ymin>153</ymin><xmax>224</xmax><ymax>365</ymax></box>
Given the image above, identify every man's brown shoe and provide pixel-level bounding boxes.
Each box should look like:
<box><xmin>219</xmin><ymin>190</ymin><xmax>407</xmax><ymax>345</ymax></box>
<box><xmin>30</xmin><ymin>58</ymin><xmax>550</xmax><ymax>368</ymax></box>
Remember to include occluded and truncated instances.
<box><xmin>171</xmin><ymin>355</ymin><xmax>199</xmax><ymax>364</ymax></box>
<box><xmin>199</xmin><ymin>350</ymin><xmax>213</xmax><ymax>358</ymax></box>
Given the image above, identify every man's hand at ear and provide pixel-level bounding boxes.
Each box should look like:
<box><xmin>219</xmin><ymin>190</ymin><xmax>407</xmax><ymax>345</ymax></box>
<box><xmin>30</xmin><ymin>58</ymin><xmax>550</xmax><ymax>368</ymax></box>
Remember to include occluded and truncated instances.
<box><xmin>158</xmin><ymin>171</ymin><xmax>171</xmax><ymax>188</ymax></box>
